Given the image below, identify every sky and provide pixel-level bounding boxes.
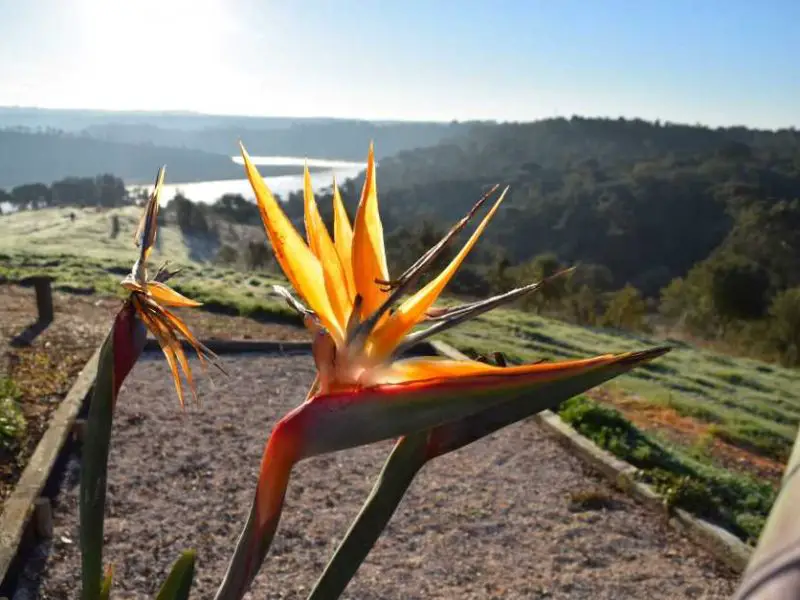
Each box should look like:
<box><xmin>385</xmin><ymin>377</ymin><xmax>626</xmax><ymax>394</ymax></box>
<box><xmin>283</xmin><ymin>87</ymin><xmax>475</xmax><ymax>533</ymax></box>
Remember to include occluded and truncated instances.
<box><xmin>0</xmin><ymin>0</ymin><xmax>798</xmax><ymax>129</ymax></box>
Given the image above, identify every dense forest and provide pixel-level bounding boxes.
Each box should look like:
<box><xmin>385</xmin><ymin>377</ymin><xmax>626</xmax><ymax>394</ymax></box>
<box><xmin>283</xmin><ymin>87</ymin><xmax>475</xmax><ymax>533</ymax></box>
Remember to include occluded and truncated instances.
<box><xmin>4</xmin><ymin>115</ymin><xmax>800</xmax><ymax>366</ymax></box>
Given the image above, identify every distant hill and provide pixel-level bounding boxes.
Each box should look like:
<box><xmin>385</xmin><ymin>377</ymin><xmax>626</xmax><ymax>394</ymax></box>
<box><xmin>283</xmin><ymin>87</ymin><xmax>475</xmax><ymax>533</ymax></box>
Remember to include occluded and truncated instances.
<box><xmin>0</xmin><ymin>106</ymin><xmax>473</xmax><ymax>161</ymax></box>
<box><xmin>0</xmin><ymin>129</ymin><xmax>243</xmax><ymax>188</ymax></box>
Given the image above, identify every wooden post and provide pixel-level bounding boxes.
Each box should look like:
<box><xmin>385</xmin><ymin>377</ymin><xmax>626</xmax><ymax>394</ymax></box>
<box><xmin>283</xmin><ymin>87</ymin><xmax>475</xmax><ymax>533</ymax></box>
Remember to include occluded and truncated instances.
<box><xmin>33</xmin><ymin>277</ymin><xmax>53</xmax><ymax>324</ymax></box>
<box><xmin>33</xmin><ymin>497</ymin><xmax>53</xmax><ymax>538</ymax></box>
<box><xmin>20</xmin><ymin>275</ymin><xmax>54</xmax><ymax>324</ymax></box>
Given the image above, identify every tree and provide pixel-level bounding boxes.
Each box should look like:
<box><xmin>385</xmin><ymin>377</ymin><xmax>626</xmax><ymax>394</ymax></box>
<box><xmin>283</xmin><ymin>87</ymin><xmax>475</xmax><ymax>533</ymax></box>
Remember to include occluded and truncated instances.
<box><xmin>708</xmin><ymin>257</ymin><xmax>771</xmax><ymax>322</ymax></box>
<box><xmin>245</xmin><ymin>241</ymin><xmax>272</xmax><ymax>270</ymax></box>
<box><xmin>513</xmin><ymin>253</ymin><xmax>567</xmax><ymax>313</ymax></box>
<box><xmin>601</xmin><ymin>285</ymin><xmax>647</xmax><ymax>331</ymax></box>
<box><xmin>564</xmin><ymin>284</ymin><xmax>600</xmax><ymax>326</ymax></box>
<box><xmin>766</xmin><ymin>287</ymin><xmax>800</xmax><ymax>366</ymax></box>
<box><xmin>11</xmin><ymin>183</ymin><xmax>50</xmax><ymax>210</ymax></box>
<box><xmin>171</xmin><ymin>194</ymin><xmax>210</xmax><ymax>235</ymax></box>
<box><xmin>211</xmin><ymin>194</ymin><xmax>259</xmax><ymax>224</ymax></box>
<box><xmin>215</xmin><ymin>244</ymin><xmax>240</xmax><ymax>266</ymax></box>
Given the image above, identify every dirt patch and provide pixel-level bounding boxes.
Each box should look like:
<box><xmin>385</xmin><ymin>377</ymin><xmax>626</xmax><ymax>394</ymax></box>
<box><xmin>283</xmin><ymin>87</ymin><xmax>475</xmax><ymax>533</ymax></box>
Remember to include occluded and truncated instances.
<box><xmin>16</xmin><ymin>354</ymin><xmax>736</xmax><ymax>599</ymax></box>
<box><xmin>590</xmin><ymin>388</ymin><xmax>785</xmax><ymax>484</ymax></box>
<box><xmin>0</xmin><ymin>284</ymin><xmax>306</xmax><ymax>510</ymax></box>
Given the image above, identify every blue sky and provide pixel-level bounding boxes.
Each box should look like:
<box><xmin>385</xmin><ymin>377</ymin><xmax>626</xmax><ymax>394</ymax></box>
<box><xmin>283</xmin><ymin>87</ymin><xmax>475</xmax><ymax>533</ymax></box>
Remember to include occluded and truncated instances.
<box><xmin>0</xmin><ymin>0</ymin><xmax>797</xmax><ymax>128</ymax></box>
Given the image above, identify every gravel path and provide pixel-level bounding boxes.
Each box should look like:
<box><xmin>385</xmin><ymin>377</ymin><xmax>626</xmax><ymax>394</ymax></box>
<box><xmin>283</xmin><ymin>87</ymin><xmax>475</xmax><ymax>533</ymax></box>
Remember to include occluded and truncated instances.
<box><xmin>22</xmin><ymin>354</ymin><xmax>737</xmax><ymax>599</ymax></box>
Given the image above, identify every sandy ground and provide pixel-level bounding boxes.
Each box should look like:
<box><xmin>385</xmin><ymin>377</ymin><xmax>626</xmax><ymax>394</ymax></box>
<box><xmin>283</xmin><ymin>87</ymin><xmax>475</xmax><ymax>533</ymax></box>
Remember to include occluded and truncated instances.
<box><xmin>16</xmin><ymin>354</ymin><xmax>738</xmax><ymax>599</ymax></box>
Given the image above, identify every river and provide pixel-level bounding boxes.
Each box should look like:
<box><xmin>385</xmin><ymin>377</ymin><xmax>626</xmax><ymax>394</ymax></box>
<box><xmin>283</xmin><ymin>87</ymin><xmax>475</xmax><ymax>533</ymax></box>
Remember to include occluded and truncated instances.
<box><xmin>125</xmin><ymin>156</ymin><xmax>366</xmax><ymax>205</ymax></box>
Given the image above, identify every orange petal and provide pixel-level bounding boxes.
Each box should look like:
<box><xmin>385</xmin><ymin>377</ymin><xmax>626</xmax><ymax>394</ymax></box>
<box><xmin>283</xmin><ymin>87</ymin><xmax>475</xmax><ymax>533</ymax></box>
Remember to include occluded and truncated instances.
<box><xmin>368</xmin><ymin>353</ymin><xmax>632</xmax><ymax>386</ymax></box>
<box><xmin>240</xmin><ymin>143</ymin><xmax>343</xmax><ymax>343</ymax></box>
<box><xmin>303</xmin><ymin>166</ymin><xmax>352</xmax><ymax>331</ymax></box>
<box><xmin>332</xmin><ymin>178</ymin><xmax>356</xmax><ymax>301</ymax></box>
<box><xmin>147</xmin><ymin>281</ymin><xmax>202</xmax><ymax>307</ymax></box>
<box><xmin>138</xmin><ymin>307</ymin><xmax>186</xmax><ymax>407</ymax></box>
<box><xmin>369</xmin><ymin>187</ymin><xmax>509</xmax><ymax>358</ymax></box>
<box><xmin>351</xmin><ymin>143</ymin><xmax>390</xmax><ymax>319</ymax></box>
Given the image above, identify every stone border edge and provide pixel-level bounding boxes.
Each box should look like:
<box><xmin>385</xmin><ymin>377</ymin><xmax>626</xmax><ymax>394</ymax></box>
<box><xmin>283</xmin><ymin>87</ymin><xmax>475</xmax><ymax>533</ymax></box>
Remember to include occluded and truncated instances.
<box><xmin>0</xmin><ymin>346</ymin><xmax>101</xmax><ymax>591</ymax></box>
<box><xmin>428</xmin><ymin>339</ymin><xmax>753</xmax><ymax>574</ymax></box>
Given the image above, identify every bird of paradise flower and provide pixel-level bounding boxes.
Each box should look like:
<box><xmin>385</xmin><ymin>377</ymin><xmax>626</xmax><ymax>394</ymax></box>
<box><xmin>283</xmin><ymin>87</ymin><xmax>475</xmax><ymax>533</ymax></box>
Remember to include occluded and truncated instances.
<box><xmin>213</xmin><ymin>143</ymin><xmax>671</xmax><ymax>599</ymax></box>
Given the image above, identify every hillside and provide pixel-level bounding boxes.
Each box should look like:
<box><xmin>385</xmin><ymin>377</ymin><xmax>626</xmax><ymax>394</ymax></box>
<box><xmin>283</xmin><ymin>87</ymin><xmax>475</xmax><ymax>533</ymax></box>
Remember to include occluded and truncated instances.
<box><xmin>0</xmin><ymin>107</ymin><xmax>469</xmax><ymax>169</ymax></box>
<box><xmin>310</xmin><ymin>117</ymin><xmax>800</xmax><ymax>296</ymax></box>
<box><xmin>0</xmin><ymin>129</ymin><xmax>241</xmax><ymax>188</ymax></box>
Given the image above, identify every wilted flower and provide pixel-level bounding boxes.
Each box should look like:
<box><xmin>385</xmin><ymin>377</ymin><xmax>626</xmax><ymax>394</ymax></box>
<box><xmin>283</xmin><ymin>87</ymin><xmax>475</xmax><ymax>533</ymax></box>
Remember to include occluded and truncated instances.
<box><xmin>119</xmin><ymin>166</ymin><xmax>222</xmax><ymax>406</ymax></box>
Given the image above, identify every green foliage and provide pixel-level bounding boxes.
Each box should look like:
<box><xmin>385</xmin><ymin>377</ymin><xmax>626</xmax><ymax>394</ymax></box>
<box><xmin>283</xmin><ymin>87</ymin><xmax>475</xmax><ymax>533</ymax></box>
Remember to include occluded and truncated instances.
<box><xmin>209</xmin><ymin>194</ymin><xmax>260</xmax><ymax>225</ymax></box>
<box><xmin>214</xmin><ymin>244</ymin><xmax>240</xmax><ymax>266</ymax></box>
<box><xmin>510</xmin><ymin>252</ymin><xmax>567</xmax><ymax>312</ymax></box>
<box><xmin>170</xmin><ymin>194</ymin><xmax>212</xmax><ymax>236</ymax></box>
<box><xmin>80</xmin><ymin>330</ymin><xmax>120</xmax><ymax>600</ymax></box>
<box><xmin>765</xmin><ymin>286</ymin><xmax>800</xmax><ymax>366</ymax></box>
<box><xmin>559</xmin><ymin>396</ymin><xmax>776</xmax><ymax>543</ymax></box>
<box><xmin>708</xmin><ymin>257</ymin><xmax>771</xmax><ymax>321</ymax></box>
<box><xmin>384</xmin><ymin>221</ymin><xmax>454</xmax><ymax>287</ymax></box>
<box><xmin>600</xmin><ymin>284</ymin><xmax>647</xmax><ymax>331</ymax></box>
<box><xmin>0</xmin><ymin>377</ymin><xmax>26</xmax><ymax>452</ymax></box>
<box><xmin>243</xmin><ymin>241</ymin><xmax>273</xmax><ymax>271</ymax></box>
<box><xmin>156</xmin><ymin>551</ymin><xmax>197</xmax><ymax>600</ymax></box>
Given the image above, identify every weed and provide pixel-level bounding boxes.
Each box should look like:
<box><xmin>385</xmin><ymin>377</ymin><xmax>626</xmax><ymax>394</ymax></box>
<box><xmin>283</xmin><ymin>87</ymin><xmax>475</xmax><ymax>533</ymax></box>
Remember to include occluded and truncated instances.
<box><xmin>0</xmin><ymin>378</ymin><xmax>26</xmax><ymax>452</ymax></box>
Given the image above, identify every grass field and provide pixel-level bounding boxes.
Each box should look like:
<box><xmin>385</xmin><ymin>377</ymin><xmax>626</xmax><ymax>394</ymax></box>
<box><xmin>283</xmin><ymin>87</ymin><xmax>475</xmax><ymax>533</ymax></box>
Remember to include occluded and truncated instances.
<box><xmin>3</xmin><ymin>205</ymin><xmax>799</xmax><ymax>543</ymax></box>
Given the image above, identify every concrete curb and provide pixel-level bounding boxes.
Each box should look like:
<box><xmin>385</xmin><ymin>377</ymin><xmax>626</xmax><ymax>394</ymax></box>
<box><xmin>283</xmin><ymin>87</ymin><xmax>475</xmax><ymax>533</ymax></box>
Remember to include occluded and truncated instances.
<box><xmin>0</xmin><ymin>346</ymin><xmax>101</xmax><ymax>592</ymax></box>
<box><xmin>430</xmin><ymin>339</ymin><xmax>754</xmax><ymax>574</ymax></box>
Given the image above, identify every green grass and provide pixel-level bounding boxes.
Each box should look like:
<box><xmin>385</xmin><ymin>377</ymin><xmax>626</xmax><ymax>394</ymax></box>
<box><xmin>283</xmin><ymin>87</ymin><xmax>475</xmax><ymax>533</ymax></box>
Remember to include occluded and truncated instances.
<box><xmin>0</xmin><ymin>377</ymin><xmax>26</xmax><ymax>453</ymax></box>
<box><xmin>436</xmin><ymin>308</ymin><xmax>800</xmax><ymax>463</ymax></box>
<box><xmin>0</xmin><ymin>205</ymin><xmax>199</xmax><ymax>263</ymax></box>
<box><xmin>559</xmin><ymin>396</ymin><xmax>776</xmax><ymax>543</ymax></box>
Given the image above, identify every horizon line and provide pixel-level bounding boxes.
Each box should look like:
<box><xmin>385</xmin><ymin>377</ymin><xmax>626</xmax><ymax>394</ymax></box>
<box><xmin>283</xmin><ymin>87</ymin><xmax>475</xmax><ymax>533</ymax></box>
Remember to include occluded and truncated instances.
<box><xmin>0</xmin><ymin>105</ymin><xmax>797</xmax><ymax>133</ymax></box>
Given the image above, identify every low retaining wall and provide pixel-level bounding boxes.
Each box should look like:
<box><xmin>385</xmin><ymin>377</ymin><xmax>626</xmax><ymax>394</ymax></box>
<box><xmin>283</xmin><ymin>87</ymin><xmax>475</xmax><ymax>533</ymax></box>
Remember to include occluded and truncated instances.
<box><xmin>0</xmin><ymin>347</ymin><xmax>100</xmax><ymax>595</ymax></box>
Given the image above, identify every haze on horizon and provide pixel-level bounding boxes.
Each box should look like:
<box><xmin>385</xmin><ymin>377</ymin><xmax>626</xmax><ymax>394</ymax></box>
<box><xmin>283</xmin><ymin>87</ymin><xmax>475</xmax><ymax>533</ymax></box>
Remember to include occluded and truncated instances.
<box><xmin>0</xmin><ymin>0</ymin><xmax>798</xmax><ymax>130</ymax></box>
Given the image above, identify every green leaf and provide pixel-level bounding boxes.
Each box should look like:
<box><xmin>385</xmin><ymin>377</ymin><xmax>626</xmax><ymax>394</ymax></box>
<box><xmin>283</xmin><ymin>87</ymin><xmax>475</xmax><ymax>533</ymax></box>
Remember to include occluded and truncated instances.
<box><xmin>79</xmin><ymin>306</ymin><xmax>146</xmax><ymax>600</ymax></box>
<box><xmin>155</xmin><ymin>550</ymin><xmax>197</xmax><ymax>600</ymax></box>
<box><xmin>306</xmin><ymin>349</ymin><xmax>669</xmax><ymax>600</ymax></box>
<box><xmin>98</xmin><ymin>568</ymin><xmax>113</xmax><ymax>600</ymax></box>
<box><xmin>79</xmin><ymin>329</ymin><xmax>116</xmax><ymax>600</ymax></box>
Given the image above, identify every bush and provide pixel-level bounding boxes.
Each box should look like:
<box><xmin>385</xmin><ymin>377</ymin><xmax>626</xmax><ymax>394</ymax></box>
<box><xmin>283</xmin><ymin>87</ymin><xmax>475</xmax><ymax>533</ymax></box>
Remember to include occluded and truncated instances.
<box><xmin>765</xmin><ymin>287</ymin><xmax>800</xmax><ymax>366</ymax></box>
<box><xmin>215</xmin><ymin>244</ymin><xmax>240</xmax><ymax>266</ymax></box>
<box><xmin>0</xmin><ymin>378</ymin><xmax>26</xmax><ymax>453</ymax></box>
<box><xmin>600</xmin><ymin>284</ymin><xmax>647</xmax><ymax>330</ymax></box>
